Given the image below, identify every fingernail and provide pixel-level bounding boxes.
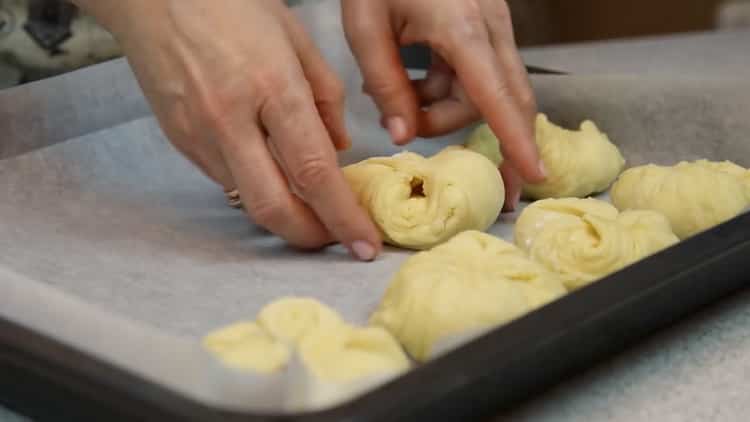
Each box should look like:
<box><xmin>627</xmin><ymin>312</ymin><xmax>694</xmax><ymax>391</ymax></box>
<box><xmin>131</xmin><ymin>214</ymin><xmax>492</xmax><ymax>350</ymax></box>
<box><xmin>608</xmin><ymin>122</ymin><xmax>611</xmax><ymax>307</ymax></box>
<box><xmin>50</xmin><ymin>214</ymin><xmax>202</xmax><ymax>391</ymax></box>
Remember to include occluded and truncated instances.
<box><xmin>350</xmin><ymin>240</ymin><xmax>377</xmax><ymax>262</ymax></box>
<box><xmin>385</xmin><ymin>116</ymin><xmax>407</xmax><ymax>143</ymax></box>
<box><xmin>538</xmin><ymin>161</ymin><xmax>548</xmax><ymax>179</ymax></box>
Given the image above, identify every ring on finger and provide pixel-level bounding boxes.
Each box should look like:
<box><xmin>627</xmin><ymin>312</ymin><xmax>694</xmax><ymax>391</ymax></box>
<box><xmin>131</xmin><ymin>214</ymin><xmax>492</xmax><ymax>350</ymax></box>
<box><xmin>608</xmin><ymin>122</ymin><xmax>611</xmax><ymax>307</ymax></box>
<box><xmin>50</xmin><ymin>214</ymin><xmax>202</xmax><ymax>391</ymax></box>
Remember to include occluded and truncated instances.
<box><xmin>224</xmin><ymin>188</ymin><xmax>244</xmax><ymax>209</ymax></box>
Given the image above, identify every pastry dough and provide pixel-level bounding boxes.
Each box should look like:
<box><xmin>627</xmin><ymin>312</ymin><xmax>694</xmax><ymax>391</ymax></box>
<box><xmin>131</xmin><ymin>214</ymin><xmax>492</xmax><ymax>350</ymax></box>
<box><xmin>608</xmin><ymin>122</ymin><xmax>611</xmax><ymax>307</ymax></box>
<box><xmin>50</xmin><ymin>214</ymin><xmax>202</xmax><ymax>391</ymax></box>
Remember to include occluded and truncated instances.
<box><xmin>202</xmin><ymin>322</ymin><xmax>290</xmax><ymax>373</ymax></box>
<box><xmin>204</xmin><ymin>297</ymin><xmax>410</xmax><ymax>410</ymax></box>
<box><xmin>287</xmin><ymin>325</ymin><xmax>410</xmax><ymax>410</ymax></box>
<box><xmin>514</xmin><ymin>198</ymin><xmax>679</xmax><ymax>290</ymax></box>
<box><xmin>343</xmin><ymin>140</ymin><xmax>504</xmax><ymax>250</ymax></box>
<box><xmin>527</xmin><ymin>114</ymin><xmax>625</xmax><ymax>198</ymax></box>
<box><xmin>297</xmin><ymin>325</ymin><xmax>409</xmax><ymax>383</ymax></box>
<box><xmin>468</xmin><ymin>114</ymin><xmax>625</xmax><ymax>199</ymax></box>
<box><xmin>611</xmin><ymin>160</ymin><xmax>750</xmax><ymax>239</ymax></box>
<box><xmin>700</xmin><ymin>160</ymin><xmax>750</xmax><ymax>195</ymax></box>
<box><xmin>257</xmin><ymin>297</ymin><xmax>344</xmax><ymax>346</ymax></box>
<box><xmin>463</xmin><ymin>123</ymin><xmax>503</xmax><ymax>167</ymax></box>
<box><xmin>370</xmin><ymin>231</ymin><xmax>566</xmax><ymax>361</ymax></box>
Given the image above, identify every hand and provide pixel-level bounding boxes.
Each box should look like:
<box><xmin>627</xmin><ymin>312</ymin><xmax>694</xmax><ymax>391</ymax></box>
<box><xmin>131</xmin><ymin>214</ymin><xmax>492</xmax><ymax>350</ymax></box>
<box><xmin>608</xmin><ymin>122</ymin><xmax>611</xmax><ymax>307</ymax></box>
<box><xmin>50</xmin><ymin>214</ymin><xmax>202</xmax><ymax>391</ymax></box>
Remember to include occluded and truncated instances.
<box><xmin>74</xmin><ymin>0</ymin><xmax>382</xmax><ymax>260</ymax></box>
<box><xmin>341</xmin><ymin>0</ymin><xmax>547</xmax><ymax>211</ymax></box>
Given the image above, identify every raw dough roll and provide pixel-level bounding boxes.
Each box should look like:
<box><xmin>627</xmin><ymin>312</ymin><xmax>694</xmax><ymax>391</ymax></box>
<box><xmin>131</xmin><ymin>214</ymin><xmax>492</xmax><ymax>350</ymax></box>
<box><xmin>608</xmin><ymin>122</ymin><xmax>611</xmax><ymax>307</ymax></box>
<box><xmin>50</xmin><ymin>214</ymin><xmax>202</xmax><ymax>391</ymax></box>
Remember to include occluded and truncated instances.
<box><xmin>202</xmin><ymin>322</ymin><xmax>290</xmax><ymax>373</ymax></box>
<box><xmin>343</xmin><ymin>143</ymin><xmax>504</xmax><ymax>250</ymax></box>
<box><xmin>257</xmin><ymin>297</ymin><xmax>345</xmax><ymax>346</ymax></box>
<box><xmin>611</xmin><ymin>160</ymin><xmax>750</xmax><ymax>239</ymax></box>
<box><xmin>286</xmin><ymin>325</ymin><xmax>410</xmax><ymax>411</ymax></box>
<box><xmin>463</xmin><ymin>123</ymin><xmax>504</xmax><ymax>167</ymax></box>
<box><xmin>467</xmin><ymin>114</ymin><xmax>625</xmax><ymax>199</ymax></box>
<box><xmin>203</xmin><ymin>297</ymin><xmax>346</xmax><ymax>372</ymax></box>
<box><xmin>700</xmin><ymin>161</ymin><xmax>750</xmax><ymax>198</ymax></box>
<box><xmin>514</xmin><ymin>198</ymin><xmax>679</xmax><ymax>290</ymax></box>
<box><xmin>204</xmin><ymin>297</ymin><xmax>410</xmax><ymax>411</ymax></box>
<box><xmin>370</xmin><ymin>231</ymin><xmax>566</xmax><ymax>361</ymax></box>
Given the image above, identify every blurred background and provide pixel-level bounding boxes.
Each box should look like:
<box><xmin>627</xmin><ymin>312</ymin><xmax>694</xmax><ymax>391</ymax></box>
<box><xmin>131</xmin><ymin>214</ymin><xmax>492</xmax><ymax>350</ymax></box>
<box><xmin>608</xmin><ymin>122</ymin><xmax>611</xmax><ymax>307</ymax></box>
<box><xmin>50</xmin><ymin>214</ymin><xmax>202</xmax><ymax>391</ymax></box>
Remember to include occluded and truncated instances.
<box><xmin>0</xmin><ymin>0</ymin><xmax>749</xmax><ymax>89</ymax></box>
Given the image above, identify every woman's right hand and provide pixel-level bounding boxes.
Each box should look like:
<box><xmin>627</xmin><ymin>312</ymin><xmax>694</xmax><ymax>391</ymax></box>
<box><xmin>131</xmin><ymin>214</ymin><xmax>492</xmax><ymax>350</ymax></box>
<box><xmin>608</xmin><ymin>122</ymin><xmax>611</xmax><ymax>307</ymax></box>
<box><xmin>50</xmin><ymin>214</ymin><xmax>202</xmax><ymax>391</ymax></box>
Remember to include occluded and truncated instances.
<box><xmin>73</xmin><ymin>0</ymin><xmax>382</xmax><ymax>260</ymax></box>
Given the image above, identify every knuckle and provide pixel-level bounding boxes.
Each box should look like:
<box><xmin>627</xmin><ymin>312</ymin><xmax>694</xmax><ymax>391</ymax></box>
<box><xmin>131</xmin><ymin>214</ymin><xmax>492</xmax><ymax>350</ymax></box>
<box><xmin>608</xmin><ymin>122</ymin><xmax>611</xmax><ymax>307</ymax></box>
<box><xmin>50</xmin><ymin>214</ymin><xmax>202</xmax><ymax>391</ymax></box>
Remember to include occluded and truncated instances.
<box><xmin>253</xmin><ymin>68</ymin><xmax>289</xmax><ymax>95</ymax></box>
<box><xmin>362</xmin><ymin>77</ymin><xmax>403</xmax><ymax>99</ymax></box>
<box><xmin>483</xmin><ymin>81</ymin><xmax>513</xmax><ymax>105</ymax></box>
<box><xmin>317</xmin><ymin>75</ymin><xmax>345</xmax><ymax>105</ymax></box>
<box><xmin>190</xmin><ymin>80</ymin><xmax>249</xmax><ymax>141</ymax></box>
<box><xmin>343</xmin><ymin>7</ymin><xmax>376</xmax><ymax>41</ymax></box>
<box><xmin>518</xmin><ymin>89</ymin><xmax>537</xmax><ymax>115</ymax></box>
<box><xmin>432</xmin><ymin>18</ymin><xmax>485</xmax><ymax>56</ymax></box>
<box><xmin>328</xmin><ymin>77</ymin><xmax>346</xmax><ymax>103</ymax></box>
<box><xmin>489</xmin><ymin>1</ymin><xmax>512</xmax><ymax>26</ymax></box>
<box><xmin>449</xmin><ymin>6</ymin><xmax>486</xmax><ymax>45</ymax></box>
<box><xmin>289</xmin><ymin>155</ymin><xmax>334</xmax><ymax>197</ymax></box>
<box><xmin>263</xmin><ymin>80</ymin><xmax>310</xmax><ymax>118</ymax></box>
<box><xmin>248</xmin><ymin>197</ymin><xmax>288</xmax><ymax>228</ymax></box>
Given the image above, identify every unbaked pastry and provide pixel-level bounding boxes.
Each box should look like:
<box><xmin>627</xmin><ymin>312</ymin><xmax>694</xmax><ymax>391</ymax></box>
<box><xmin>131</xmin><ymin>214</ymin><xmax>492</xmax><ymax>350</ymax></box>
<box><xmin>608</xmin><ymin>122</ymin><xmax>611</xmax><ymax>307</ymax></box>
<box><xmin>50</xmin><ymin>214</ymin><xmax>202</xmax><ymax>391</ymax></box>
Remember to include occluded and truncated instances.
<box><xmin>468</xmin><ymin>114</ymin><xmax>625</xmax><ymax>199</ymax></box>
<box><xmin>611</xmin><ymin>160</ymin><xmax>750</xmax><ymax>239</ymax></box>
<box><xmin>202</xmin><ymin>321</ymin><xmax>290</xmax><ymax>373</ymax></box>
<box><xmin>256</xmin><ymin>297</ymin><xmax>344</xmax><ymax>346</ymax></box>
<box><xmin>370</xmin><ymin>230</ymin><xmax>566</xmax><ymax>361</ymax></box>
<box><xmin>463</xmin><ymin>123</ymin><xmax>503</xmax><ymax>167</ymax></box>
<box><xmin>343</xmin><ymin>139</ymin><xmax>504</xmax><ymax>250</ymax></box>
<box><xmin>514</xmin><ymin>198</ymin><xmax>679</xmax><ymax>290</ymax></box>
<box><xmin>287</xmin><ymin>325</ymin><xmax>410</xmax><ymax>410</ymax></box>
<box><xmin>204</xmin><ymin>297</ymin><xmax>410</xmax><ymax>410</ymax></box>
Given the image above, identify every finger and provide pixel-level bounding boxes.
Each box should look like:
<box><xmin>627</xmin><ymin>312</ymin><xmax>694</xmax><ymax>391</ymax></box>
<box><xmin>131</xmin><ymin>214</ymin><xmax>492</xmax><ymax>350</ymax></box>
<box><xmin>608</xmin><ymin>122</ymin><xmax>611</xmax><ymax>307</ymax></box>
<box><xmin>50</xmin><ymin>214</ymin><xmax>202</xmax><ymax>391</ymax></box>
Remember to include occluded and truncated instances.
<box><xmin>418</xmin><ymin>97</ymin><xmax>479</xmax><ymax>138</ymax></box>
<box><xmin>480</xmin><ymin>0</ymin><xmax>537</xmax><ymax>122</ymax></box>
<box><xmin>413</xmin><ymin>52</ymin><xmax>452</xmax><ymax>105</ymax></box>
<box><xmin>283</xmin><ymin>13</ymin><xmax>351</xmax><ymax>151</ymax></box>
<box><xmin>343</xmin><ymin>0</ymin><xmax>420</xmax><ymax>145</ymax></box>
<box><xmin>260</xmin><ymin>67</ymin><xmax>382</xmax><ymax>261</ymax></box>
<box><xmin>214</xmin><ymin>119</ymin><xmax>334</xmax><ymax>249</ymax></box>
<box><xmin>412</xmin><ymin>75</ymin><xmax>450</xmax><ymax>106</ymax></box>
<box><xmin>500</xmin><ymin>160</ymin><xmax>523</xmax><ymax>212</ymax></box>
<box><xmin>437</xmin><ymin>13</ymin><xmax>545</xmax><ymax>184</ymax></box>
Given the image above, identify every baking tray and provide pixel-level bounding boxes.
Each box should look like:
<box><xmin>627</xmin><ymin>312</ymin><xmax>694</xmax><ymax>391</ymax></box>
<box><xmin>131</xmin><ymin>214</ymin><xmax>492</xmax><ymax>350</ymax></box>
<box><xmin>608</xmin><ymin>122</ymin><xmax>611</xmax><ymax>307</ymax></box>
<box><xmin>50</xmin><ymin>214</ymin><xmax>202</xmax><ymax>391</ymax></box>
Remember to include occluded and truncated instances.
<box><xmin>4</xmin><ymin>214</ymin><xmax>749</xmax><ymax>422</ymax></box>
<box><xmin>2</xmin><ymin>2</ymin><xmax>750</xmax><ymax>420</ymax></box>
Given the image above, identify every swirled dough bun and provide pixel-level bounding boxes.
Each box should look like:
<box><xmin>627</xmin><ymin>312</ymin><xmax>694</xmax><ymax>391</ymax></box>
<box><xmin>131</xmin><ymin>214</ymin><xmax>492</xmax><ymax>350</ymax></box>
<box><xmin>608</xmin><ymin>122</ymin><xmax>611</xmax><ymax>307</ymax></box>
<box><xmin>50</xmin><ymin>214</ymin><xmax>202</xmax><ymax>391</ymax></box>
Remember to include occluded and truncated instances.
<box><xmin>257</xmin><ymin>297</ymin><xmax>345</xmax><ymax>346</ymax></box>
<box><xmin>370</xmin><ymin>231</ymin><xmax>566</xmax><ymax>361</ymax></box>
<box><xmin>204</xmin><ymin>298</ymin><xmax>410</xmax><ymax>410</ymax></box>
<box><xmin>467</xmin><ymin>114</ymin><xmax>625</xmax><ymax>199</ymax></box>
<box><xmin>204</xmin><ymin>298</ymin><xmax>345</xmax><ymax>373</ymax></box>
<box><xmin>515</xmin><ymin>198</ymin><xmax>679</xmax><ymax>290</ymax></box>
<box><xmin>287</xmin><ymin>325</ymin><xmax>410</xmax><ymax>410</ymax></box>
<box><xmin>343</xmin><ymin>139</ymin><xmax>504</xmax><ymax>250</ymax></box>
<box><xmin>611</xmin><ymin>160</ymin><xmax>750</xmax><ymax>239</ymax></box>
<box><xmin>202</xmin><ymin>322</ymin><xmax>290</xmax><ymax>373</ymax></box>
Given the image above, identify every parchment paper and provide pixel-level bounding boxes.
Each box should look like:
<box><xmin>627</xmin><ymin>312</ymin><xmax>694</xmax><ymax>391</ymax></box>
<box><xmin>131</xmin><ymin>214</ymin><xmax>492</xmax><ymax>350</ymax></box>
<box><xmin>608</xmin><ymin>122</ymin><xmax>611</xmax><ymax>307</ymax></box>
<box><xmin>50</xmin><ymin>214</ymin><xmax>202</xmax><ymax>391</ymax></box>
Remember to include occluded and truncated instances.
<box><xmin>1</xmin><ymin>0</ymin><xmax>749</xmax><ymax>414</ymax></box>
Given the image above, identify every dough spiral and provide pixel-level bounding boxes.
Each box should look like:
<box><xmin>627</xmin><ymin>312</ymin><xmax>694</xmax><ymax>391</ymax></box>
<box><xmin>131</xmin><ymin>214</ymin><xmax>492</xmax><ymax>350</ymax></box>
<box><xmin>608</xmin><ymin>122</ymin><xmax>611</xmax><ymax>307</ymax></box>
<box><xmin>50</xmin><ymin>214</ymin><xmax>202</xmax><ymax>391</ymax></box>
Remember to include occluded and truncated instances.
<box><xmin>611</xmin><ymin>160</ymin><xmax>750</xmax><ymax>239</ymax></box>
<box><xmin>343</xmin><ymin>144</ymin><xmax>504</xmax><ymax>250</ymax></box>
<box><xmin>515</xmin><ymin>198</ymin><xmax>678</xmax><ymax>290</ymax></box>
<box><xmin>467</xmin><ymin>114</ymin><xmax>625</xmax><ymax>199</ymax></box>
